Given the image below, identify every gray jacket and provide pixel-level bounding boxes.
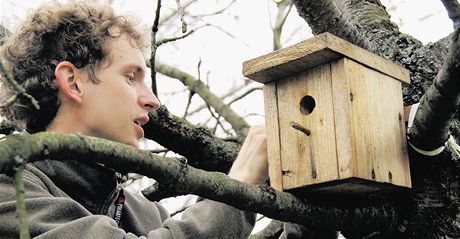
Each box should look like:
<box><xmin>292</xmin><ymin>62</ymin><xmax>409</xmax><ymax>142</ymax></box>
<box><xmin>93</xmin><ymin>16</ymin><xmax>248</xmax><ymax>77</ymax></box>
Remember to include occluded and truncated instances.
<box><xmin>0</xmin><ymin>159</ymin><xmax>255</xmax><ymax>238</ymax></box>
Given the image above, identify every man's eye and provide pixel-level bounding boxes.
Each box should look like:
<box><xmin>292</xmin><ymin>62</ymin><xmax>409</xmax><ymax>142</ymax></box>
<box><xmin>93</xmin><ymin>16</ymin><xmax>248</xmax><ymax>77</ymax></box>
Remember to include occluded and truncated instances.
<box><xmin>125</xmin><ymin>75</ymin><xmax>135</xmax><ymax>83</ymax></box>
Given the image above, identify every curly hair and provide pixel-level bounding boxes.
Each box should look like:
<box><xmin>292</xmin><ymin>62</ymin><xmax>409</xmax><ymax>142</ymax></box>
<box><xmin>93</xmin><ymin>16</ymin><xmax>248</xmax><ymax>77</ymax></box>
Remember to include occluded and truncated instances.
<box><xmin>0</xmin><ymin>1</ymin><xmax>147</xmax><ymax>133</ymax></box>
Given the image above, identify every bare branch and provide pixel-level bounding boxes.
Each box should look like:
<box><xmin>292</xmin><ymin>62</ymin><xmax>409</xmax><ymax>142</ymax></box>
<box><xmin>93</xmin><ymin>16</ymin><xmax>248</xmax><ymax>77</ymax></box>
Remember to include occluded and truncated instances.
<box><xmin>157</xmin><ymin>29</ymin><xmax>195</xmax><ymax>46</ymax></box>
<box><xmin>291</xmin><ymin>0</ymin><xmax>375</xmax><ymax>51</ymax></box>
<box><xmin>0</xmin><ymin>61</ymin><xmax>40</xmax><ymax>110</ymax></box>
<box><xmin>441</xmin><ymin>0</ymin><xmax>460</xmax><ymax>29</ymax></box>
<box><xmin>155</xmin><ymin>62</ymin><xmax>250</xmax><ymax>139</ymax></box>
<box><xmin>0</xmin><ymin>132</ymin><xmax>398</xmax><ymax>233</ymax></box>
<box><xmin>182</xmin><ymin>91</ymin><xmax>194</xmax><ymax>118</ymax></box>
<box><xmin>174</xmin><ymin>0</ymin><xmax>187</xmax><ymax>33</ymax></box>
<box><xmin>408</xmin><ymin>28</ymin><xmax>460</xmax><ymax>150</ymax></box>
<box><xmin>227</xmin><ymin>87</ymin><xmax>262</xmax><ymax>106</ymax></box>
<box><xmin>186</xmin><ymin>81</ymin><xmax>254</xmax><ymax>117</ymax></box>
<box><xmin>272</xmin><ymin>0</ymin><xmax>293</xmax><ymax>50</ymax></box>
<box><xmin>150</xmin><ymin>0</ymin><xmax>163</xmax><ymax>96</ymax></box>
<box><xmin>160</xmin><ymin>0</ymin><xmax>198</xmax><ymax>24</ymax></box>
<box><xmin>12</xmin><ymin>156</ymin><xmax>29</xmax><ymax>239</ymax></box>
<box><xmin>189</xmin><ymin>0</ymin><xmax>237</xmax><ymax>17</ymax></box>
<box><xmin>144</xmin><ymin>106</ymin><xmax>240</xmax><ymax>172</ymax></box>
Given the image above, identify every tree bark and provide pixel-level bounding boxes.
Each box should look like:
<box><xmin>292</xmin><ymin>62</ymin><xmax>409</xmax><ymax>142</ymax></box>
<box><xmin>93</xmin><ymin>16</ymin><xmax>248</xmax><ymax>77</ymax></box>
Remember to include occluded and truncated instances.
<box><xmin>408</xmin><ymin>28</ymin><xmax>460</xmax><ymax>150</ymax></box>
<box><xmin>0</xmin><ymin>132</ymin><xmax>399</xmax><ymax>234</ymax></box>
<box><xmin>144</xmin><ymin>106</ymin><xmax>240</xmax><ymax>172</ymax></box>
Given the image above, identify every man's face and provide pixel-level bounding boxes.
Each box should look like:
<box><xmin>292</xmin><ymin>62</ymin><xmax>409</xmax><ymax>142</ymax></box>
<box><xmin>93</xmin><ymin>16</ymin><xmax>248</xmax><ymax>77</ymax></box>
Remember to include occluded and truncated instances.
<box><xmin>78</xmin><ymin>36</ymin><xmax>159</xmax><ymax>147</ymax></box>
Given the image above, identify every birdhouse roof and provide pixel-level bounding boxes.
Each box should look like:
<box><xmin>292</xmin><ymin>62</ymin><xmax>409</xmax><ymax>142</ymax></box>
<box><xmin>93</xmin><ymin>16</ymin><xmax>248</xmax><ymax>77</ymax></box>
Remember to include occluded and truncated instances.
<box><xmin>242</xmin><ymin>32</ymin><xmax>410</xmax><ymax>85</ymax></box>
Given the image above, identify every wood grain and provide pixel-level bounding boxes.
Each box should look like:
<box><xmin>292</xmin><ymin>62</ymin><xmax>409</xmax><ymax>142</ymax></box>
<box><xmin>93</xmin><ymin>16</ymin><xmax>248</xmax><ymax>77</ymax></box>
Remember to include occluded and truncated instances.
<box><xmin>243</xmin><ymin>32</ymin><xmax>410</xmax><ymax>85</ymax></box>
<box><xmin>263</xmin><ymin>82</ymin><xmax>284</xmax><ymax>190</ymax></box>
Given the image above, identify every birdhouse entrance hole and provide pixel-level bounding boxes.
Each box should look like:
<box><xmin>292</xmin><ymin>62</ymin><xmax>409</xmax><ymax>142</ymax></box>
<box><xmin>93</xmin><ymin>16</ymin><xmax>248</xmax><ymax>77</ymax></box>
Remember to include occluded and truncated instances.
<box><xmin>300</xmin><ymin>95</ymin><xmax>315</xmax><ymax>115</ymax></box>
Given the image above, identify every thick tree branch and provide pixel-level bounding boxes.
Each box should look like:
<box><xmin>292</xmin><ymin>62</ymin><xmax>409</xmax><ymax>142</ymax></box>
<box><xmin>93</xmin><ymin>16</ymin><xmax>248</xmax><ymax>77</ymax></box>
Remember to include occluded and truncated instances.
<box><xmin>291</xmin><ymin>0</ymin><xmax>375</xmax><ymax>51</ymax></box>
<box><xmin>408</xmin><ymin>29</ymin><xmax>460</xmax><ymax>150</ymax></box>
<box><xmin>441</xmin><ymin>0</ymin><xmax>460</xmax><ymax>29</ymax></box>
<box><xmin>144</xmin><ymin>106</ymin><xmax>240</xmax><ymax>172</ymax></box>
<box><xmin>0</xmin><ymin>132</ymin><xmax>399</xmax><ymax>234</ymax></box>
<box><xmin>155</xmin><ymin>62</ymin><xmax>250</xmax><ymax>139</ymax></box>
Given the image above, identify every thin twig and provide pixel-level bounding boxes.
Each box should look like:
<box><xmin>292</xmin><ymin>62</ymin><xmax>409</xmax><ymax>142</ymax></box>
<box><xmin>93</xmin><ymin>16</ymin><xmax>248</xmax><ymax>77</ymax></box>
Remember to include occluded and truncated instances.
<box><xmin>186</xmin><ymin>81</ymin><xmax>254</xmax><ymax>117</ymax></box>
<box><xmin>183</xmin><ymin>91</ymin><xmax>194</xmax><ymax>118</ymax></box>
<box><xmin>160</xmin><ymin>0</ymin><xmax>198</xmax><ymax>24</ymax></box>
<box><xmin>190</xmin><ymin>0</ymin><xmax>237</xmax><ymax>17</ymax></box>
<box><xmin>150</xmin><ymin>0</ymin><xmax>163</xmax><ymax>96</ymax></box>
<box><xmin>0</xmin><ymin>94</ymin><xmax>18</xmax><ymax>109</ymax></box>
<box><xmin>157</xmin><ymin>29</ymin><xmax>195</xmax><ymax>46</ymax></box>
<box><xmin>227</xmin><ymin>87</ymin><xmax>262</xmax><ymax>106</ymax></box>
<box><xmin>174</xmin><ymin>0</ymin><xmax>187</xmax><ymax>33</ymax></box>
<box><xmin>0</xmin><ymin>61</ymin><xmax>39</xmax><ymax>110</ymax></box>
<box><xmin>13</xmin><ymin>156</ymin><xmax>30</xmax><ymax>239</ymax></box>
<box><xmin>206</xmin><ymin>104</ymin><xmax>232</xmax><ymax>136</ymax></box>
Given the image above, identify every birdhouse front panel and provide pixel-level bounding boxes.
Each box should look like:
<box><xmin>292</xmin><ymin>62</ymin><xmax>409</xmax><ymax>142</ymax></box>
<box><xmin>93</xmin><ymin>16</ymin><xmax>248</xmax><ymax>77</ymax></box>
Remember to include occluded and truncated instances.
<box><xmin>245</xmin><ymin>32</ymin><xmax>412</xmax><ymax>193</ymax></box>
<box><xmin>276</xmin><ymin>64</ymin><xmax>338</xmax><ymax>190</ymax></box>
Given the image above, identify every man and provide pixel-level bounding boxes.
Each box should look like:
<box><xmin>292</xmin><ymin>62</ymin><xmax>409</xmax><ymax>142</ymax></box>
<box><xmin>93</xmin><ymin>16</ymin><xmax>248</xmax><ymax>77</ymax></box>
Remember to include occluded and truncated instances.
<box><xmin>0</xmin><ymin>2</ymin><xmax>268</xmax><ymax>238</ymax></box>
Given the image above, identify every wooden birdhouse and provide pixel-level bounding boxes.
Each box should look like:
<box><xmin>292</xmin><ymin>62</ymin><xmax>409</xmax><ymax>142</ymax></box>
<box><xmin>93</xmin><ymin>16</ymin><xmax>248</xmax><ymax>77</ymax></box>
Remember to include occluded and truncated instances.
<box><xmin>243</xmin><ymin>33</ymin><xmax>412</xmax><ymax>194</ymax></box>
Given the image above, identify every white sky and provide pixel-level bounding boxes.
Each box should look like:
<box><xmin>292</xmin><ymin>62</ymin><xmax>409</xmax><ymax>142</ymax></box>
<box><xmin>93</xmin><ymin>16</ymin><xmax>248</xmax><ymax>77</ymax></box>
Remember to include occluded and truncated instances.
<box><xmin>1</xmin><ymin>1</ymin><xmax>452</xmax><ymax>131</ymax></box>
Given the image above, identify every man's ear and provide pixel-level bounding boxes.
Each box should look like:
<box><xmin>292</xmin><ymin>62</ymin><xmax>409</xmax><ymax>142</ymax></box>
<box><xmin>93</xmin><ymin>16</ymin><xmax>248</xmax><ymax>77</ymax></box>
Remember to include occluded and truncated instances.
<box><xmin>55</xmin><ymin>61</ymin><xmax>82</xmax><ymax>104</ymax></box>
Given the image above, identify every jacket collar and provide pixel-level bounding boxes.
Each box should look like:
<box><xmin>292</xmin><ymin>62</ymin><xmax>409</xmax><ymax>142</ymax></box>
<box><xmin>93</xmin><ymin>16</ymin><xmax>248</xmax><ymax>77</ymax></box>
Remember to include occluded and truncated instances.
<box><xmin>32</xmin><ymin>159</ymin><xmax>119</xmax><ymax>214</ymax></box>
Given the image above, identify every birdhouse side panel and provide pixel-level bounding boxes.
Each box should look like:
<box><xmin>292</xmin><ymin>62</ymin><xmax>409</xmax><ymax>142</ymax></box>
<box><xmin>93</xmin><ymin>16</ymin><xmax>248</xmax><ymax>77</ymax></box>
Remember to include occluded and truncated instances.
<box><xmin>345</xmin><ymin>58</ymin><xmax>411</xmax><ymax>188</ymax></box>
<box><xmin>276</xmin><ymin>64</ymin><xmax>339</xmax><ymax>190</ymax></box>
<box><xmin>263</xmin><ymin>82</ymin><xmax>283</xmax><ymax>191</ymax></box>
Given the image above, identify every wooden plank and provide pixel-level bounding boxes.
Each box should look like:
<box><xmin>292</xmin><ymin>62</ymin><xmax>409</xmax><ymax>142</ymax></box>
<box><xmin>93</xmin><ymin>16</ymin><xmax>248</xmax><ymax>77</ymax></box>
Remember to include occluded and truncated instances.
<box><xmin>276</xmin><ymin>64</ymin><xmax>338</xmax><ymax>190</ymax></box>
<box><xmin>263</xmin><ymin>82</ymin><xmax>284</xmax><ymax>191</ymax></box>
<box><xmin>346</xmin><ymin>58</ymin><xmax>411</xmax><ymax>188</ymax></box>
<box><xmin>242</xmin><ymin>32</ymin><xmax>410</xmax><ymax>85</ymax></box>
<box><xmin>346</xmin><ymin>59</ymin><xmax>377</xmax><ymax>183</ymax></box>
<box><xmin>324</xmin><ymin>33</ymin><xmax>410</xmax><ymax>84</ymax></box>
<box><xmin>330</xmin><ymin>58</ymin><xmax>355</xmax><ymax>179</ymax></box>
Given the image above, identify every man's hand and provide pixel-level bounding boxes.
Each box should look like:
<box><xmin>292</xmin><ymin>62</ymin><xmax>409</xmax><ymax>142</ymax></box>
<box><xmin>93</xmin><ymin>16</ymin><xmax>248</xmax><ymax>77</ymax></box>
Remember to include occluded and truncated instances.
<box><xmin>228</xmin><ymin>125</ymin><xmax>268</xmax><ymax>184</ymax></box>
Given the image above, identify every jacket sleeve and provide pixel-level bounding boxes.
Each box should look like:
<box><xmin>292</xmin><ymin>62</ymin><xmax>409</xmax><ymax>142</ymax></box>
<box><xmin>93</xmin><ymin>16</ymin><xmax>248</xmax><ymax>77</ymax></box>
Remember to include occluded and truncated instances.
<box><xmin>0</xmin><ymin>171</ymin><xmax>255</xmax><ymax>239</ymax></box>
<box><xmin>150</xmin><ymin>198</ymin><xmax>256</xmax><ymax>239</ymax></box>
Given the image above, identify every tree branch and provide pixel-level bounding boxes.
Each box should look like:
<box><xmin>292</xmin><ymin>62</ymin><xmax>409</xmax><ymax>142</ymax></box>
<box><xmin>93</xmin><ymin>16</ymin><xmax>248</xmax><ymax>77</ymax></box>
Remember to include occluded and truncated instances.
<box><xmin>155</xmin><ymin>62</ymin><xmax>250</xmax><ymax>139</ymax></box>
<box><xmin>291</xmin><ymin>0</ymin><xmax>375</xmax><ymax>51</ymax></box>
<box><xmin>144</xmin><ymin>106</ymin><xmax>240</xmax><ymax>172</ymax></box>
<box><xmin>408</xmin><ymin>28</ymin><xmax>460</xmax><ymax>150</ymax></box>
<box><xmin>0</xmin><ymin>132</ymin><xmax>399</xmax><ymax>234</ymax></box>
<box><xmin>0</xmin><ymin>61</ymin><xmax>40</xmax><ymax>110</ymax></box>
<box><xmin>186</xmin><ymin>81</ymin><xmax>254</xmax><ymax>117</ymax></box>
<box><xmin>13</xmin><ymin>156</ymin><xmax>29</xmax><ymax>239</ymax></box>
<box><xmin>150</xmin><ymin>0</ymin><xmax>163</xmax><ymax>96</ymax></box>
<box><xmin>441</xmin><ymin>0</ymin><xmax>460</xmax><ymax>29</ymax></box>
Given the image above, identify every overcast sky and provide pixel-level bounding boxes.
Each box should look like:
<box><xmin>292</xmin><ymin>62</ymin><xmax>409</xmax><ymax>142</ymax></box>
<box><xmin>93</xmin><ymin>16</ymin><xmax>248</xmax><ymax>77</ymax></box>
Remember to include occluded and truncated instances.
<box><xmin>0</xmin><ymin>0</ymin><xmax>453</xmax><ymax>129</ymax></box>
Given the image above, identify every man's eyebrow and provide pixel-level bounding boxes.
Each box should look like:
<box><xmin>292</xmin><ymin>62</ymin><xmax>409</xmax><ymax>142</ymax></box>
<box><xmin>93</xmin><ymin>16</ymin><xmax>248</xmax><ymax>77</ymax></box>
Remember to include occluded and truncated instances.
<box><xmin>123</xmin><ymin>64</ymin><xmax>146</xmax><ymax>76</ymax></box>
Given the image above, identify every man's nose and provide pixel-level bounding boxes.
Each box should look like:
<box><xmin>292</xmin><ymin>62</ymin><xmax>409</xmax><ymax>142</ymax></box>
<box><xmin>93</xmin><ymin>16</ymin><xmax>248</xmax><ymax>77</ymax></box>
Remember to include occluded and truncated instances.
<box><xmin>139</xmin><ymin>87</ymin><xmax>160</xmax><ymax>111</ymax></box>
